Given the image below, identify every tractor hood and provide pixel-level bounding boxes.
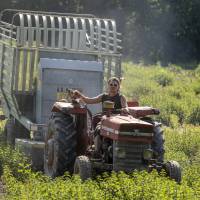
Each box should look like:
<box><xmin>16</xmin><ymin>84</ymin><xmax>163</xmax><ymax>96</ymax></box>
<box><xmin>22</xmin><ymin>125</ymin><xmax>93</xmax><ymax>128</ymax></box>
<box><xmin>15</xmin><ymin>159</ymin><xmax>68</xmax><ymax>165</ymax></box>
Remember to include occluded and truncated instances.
<box><xmin>100</xmin><ymin>115</ymin><xmax>153</xmax><ymax>143</ymax></box>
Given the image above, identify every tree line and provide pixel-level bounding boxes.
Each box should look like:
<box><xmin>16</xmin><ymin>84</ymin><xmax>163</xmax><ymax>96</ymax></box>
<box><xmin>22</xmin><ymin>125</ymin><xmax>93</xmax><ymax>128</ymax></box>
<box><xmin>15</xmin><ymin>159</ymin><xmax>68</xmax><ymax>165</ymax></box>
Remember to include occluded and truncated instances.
<box><xmin>1</xmin><ymin>0</ymin><xmax>200</xmax><ymax>65</ymax></box>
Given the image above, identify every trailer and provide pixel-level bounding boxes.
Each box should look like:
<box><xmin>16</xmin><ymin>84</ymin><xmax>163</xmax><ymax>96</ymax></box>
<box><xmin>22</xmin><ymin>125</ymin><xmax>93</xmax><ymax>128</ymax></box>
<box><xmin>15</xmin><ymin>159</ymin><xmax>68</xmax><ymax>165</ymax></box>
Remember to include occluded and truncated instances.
<box><xmin>0</xmin><ymin>9</ymin><xmax>122</xmax><ymax>169</ymax></box>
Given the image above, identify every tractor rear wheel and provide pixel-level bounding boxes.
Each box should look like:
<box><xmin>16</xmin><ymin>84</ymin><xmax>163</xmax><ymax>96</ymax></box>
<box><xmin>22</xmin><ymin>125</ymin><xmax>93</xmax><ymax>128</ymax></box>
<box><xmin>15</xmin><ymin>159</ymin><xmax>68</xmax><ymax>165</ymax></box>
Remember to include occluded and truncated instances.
<box><xmin>5</xmin><ymin>118</ymin><xmax>15</xmax><ymax>146</ymax></box>
<box><xmin>74</xmin><ymin>156</ymin><xmax>92</xmax><ymax>181</ymax></box>
<box><xmin>164</xmin><ymin>160</ymin><xmax>181</xmax><ymax>183</ymax></box>
<box><xmin>44</xmin><ymin>112</ymin><xmax>77</xmax><ymax>178</ymax></box>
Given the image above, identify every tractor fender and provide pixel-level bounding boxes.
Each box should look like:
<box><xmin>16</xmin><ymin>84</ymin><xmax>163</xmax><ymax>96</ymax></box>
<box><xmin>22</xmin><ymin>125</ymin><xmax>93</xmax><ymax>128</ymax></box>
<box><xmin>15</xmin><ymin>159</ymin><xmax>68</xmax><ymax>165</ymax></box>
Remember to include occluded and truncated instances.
<box><xmin>128</xmin><ymin>106</ymin><xmax>160</xmax><ymax>118</ymax></box>
<box><xmin>51</xmin><ymin>101</ymin><xmax>87</xmax><ymax>115</ymax></box>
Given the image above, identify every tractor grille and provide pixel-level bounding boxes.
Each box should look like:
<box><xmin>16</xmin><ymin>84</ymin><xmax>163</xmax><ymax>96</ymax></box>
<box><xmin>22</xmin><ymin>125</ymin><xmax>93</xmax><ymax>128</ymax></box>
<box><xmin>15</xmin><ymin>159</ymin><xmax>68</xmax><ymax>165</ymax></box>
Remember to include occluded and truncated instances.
<box><xmin>113</xmin><ymin>141</ymin><xmax>150</xmax><ymax>172</ymax></box>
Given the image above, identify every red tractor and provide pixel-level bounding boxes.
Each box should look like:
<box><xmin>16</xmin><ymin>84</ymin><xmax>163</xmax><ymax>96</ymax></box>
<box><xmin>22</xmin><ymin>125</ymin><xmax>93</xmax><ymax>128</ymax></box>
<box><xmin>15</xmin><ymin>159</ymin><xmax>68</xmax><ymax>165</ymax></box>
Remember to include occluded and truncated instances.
<box><xmin>44</xmin><ymin>98</ymin><xmax>181</xmax><ymax>183</ymax></box>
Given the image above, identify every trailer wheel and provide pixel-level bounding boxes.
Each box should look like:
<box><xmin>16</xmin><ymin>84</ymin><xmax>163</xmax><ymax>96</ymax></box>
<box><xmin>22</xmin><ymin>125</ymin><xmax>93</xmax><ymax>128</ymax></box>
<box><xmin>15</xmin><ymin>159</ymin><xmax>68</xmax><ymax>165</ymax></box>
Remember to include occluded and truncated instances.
<box><xmin>3</xmin><ymin>118</ymin><xmax>30</xmax><ymax>146</ymax></box>
<box><xmin>44</xmin><ymin>112</ymin><xmax>77</xmax><ymax>178</ymax></box>
<box><xmin>164</xmin><ymin>160</ymin><xmax>181</xmax><ymax>183</ymax></box>
<box><xmin>5</xmin><ymin>118</ymin><xmax>16</xmax><ymax>146</ymax></box>
<box><xmin>16</xmin><ymin>122</ymin><xmax>30</xmax><ymax>139</ymax></box>
<box><xmin>74</xmin><ymin>156</ymin><xmax>92</xmax><ymax>181</ymax></box>
<box><xmin>1</xmin><ymin>122</ymin><xmax>7</xmax><ymax>145</ymax></box>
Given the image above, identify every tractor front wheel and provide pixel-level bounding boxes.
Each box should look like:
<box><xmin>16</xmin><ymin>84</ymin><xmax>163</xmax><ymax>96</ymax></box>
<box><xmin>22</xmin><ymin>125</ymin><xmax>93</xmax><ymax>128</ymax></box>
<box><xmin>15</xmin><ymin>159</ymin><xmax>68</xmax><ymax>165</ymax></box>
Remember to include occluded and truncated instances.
<box><xmin>74</xmin><ymin>156</ymin><xmax>92</xmax><ymax>181</ymax></box>
<box><xmin>44</xmin><ymin>112</ymin><xmax>77</xmax><ymax>178</ymax></box>
<box><xmin>164</xmin><ymin>160</ymin><xmax>181</xmax><ymax>183</ymax></box>
<box><xmin>5</xmin><ymin>118</ymin><xmax>15</xmax><ymax>146</ymax></box>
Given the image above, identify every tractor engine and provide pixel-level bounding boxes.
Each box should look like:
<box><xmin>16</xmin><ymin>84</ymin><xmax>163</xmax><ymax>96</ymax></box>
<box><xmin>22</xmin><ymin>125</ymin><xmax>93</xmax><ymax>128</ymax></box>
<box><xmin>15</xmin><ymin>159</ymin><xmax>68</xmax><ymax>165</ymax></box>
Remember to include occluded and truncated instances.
<box><xmin>100</xmin><ymin>115</ymin><xmax>154</xmax><ymax>172</ymax></box>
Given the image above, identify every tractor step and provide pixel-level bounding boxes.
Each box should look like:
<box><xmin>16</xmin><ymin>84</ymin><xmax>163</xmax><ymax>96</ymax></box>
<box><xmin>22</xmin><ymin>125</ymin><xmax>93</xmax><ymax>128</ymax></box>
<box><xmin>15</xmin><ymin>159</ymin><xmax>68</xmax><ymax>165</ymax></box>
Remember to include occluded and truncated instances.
<box><xmin>15</xmin><ymin>139</ymin><xmax>45</xmax><ymax>171</ymax></box>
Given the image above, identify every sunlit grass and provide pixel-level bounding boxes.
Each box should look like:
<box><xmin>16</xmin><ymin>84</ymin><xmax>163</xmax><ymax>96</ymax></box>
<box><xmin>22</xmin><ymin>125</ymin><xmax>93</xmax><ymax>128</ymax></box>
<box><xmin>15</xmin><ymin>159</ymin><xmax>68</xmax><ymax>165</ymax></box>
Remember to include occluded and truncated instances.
<box><xmin>0</xmin><ymin>63</ymin><xmax>200</xmax><ymax>199</ymax></box>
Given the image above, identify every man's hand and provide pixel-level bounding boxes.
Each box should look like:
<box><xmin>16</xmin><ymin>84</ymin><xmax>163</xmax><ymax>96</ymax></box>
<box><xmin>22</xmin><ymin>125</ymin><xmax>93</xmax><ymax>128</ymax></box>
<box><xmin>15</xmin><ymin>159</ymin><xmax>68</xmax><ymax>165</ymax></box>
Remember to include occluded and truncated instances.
<box><xmin>121</xmin><ymin>107</ymin><xmax>130</xmax><ymax>115</ymax></box>
<box><xmin>72</xmin><ymin>90</ymin><xmax>82</xmax><ymax>99</ymax></box>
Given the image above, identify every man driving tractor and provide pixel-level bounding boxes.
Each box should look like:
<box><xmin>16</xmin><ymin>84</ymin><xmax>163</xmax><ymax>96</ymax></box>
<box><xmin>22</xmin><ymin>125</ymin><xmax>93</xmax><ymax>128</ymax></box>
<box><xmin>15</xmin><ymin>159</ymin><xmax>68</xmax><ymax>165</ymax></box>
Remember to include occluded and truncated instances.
<box><xmin>72</xmin><ymin>76</ymin><xmax>164</xmax><ymax>162</ymax></box>
<box><xmin>72</xmin><ymin>77</ymin><xmax>129</xmax><ymax>114</ymax></box>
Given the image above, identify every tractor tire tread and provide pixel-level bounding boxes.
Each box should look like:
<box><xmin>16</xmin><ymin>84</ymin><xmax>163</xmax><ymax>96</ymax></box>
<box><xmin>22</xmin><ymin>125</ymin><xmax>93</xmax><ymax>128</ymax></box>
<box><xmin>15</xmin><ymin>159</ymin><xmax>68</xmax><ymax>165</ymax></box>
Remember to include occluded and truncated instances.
<box><xmin>74</xmin><ymin>156</ymin><xmax>92</xmax><ymax>181</ymax></box>
<box><xmin>44</xmin><ymin>112</ymin><xmax>77</xmax><ymax>177</ymax></box>
<box><xmin>164</xmin><ymin>160</ymin><xmax>181</xmax><ymax>183</ymax></box>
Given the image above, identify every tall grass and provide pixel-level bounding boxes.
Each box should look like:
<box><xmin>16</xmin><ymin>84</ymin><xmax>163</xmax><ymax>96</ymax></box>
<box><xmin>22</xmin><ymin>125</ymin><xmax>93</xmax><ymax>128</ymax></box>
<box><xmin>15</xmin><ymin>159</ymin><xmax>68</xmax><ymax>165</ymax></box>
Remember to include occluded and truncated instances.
<box><xmin>1</xmin><ymin>124</ymin><xmax>200</xmax><ymax>200</ymax></box>
<box><xmin>0</xmin><ymin>63</ymin><xmax>200</xmax><ymax>199</ymax></box>
<box><xmin>122</xmin><ymin>63</ymin><xmax>200</xmax><ymax>126</ymax></box>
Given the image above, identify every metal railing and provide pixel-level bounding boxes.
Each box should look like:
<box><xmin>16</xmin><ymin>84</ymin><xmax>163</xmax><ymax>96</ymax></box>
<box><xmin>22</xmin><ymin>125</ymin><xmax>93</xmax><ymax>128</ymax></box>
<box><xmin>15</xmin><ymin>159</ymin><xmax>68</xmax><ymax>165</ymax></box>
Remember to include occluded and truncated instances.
<box><xmin>0</xmin><ymin>9</ymin><xmax>122</xmax><ymax>54</ymax></box>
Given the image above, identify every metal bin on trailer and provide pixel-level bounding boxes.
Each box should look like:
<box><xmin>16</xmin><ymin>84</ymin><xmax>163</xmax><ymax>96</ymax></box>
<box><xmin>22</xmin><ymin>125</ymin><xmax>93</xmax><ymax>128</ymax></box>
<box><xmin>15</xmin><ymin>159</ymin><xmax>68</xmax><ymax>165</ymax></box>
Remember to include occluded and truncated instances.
<box><xmin>0</xmin><ymin>9</ymin><xmax>122</xmax><ymax>169</ymax></box>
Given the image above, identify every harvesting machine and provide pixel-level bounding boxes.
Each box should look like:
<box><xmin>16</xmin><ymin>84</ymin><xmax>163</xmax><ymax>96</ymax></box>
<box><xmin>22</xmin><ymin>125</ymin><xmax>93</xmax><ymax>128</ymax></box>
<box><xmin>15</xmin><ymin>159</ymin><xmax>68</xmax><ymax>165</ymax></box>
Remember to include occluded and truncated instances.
<box><xmin>0</xmin><ymin>9</ymin><xmax>181</xmax><ymax>182</ymax></box>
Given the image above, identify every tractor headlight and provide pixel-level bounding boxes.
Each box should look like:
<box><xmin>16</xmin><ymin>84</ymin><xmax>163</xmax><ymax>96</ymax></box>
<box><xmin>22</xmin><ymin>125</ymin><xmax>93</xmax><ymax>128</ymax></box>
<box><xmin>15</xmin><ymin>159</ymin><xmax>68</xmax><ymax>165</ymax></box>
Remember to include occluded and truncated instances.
<box><xmin>115</xmin><ymin>147</ymin><xmax>126</xmax><ymax>158</ymax></box>
<box><xmin>143</xmin><ymin>149</ymin><xmax>153</xmax><ymax>160</ymax></box>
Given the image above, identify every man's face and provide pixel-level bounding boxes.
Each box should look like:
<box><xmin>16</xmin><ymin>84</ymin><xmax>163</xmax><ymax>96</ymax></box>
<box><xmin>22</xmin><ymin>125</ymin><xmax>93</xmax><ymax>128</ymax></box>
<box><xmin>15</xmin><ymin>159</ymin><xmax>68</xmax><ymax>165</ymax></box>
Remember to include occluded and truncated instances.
<box><xmin>108</xmin><ymin>81</ymin><xmax>119</xmax><ymax>93</ymax></box>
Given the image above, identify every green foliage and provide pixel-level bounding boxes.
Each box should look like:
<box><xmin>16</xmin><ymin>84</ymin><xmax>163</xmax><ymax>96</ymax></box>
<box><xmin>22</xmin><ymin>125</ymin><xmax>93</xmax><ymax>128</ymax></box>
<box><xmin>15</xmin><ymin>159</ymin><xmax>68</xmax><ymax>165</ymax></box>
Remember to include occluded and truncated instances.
<box><xmin>164</xmin><ymin>125</ymin><xmax>200</xmax><ymax>165</ymax></box>
<box><xmin>2</xmin><ymin>165</ymin><xmax>200</xmax><ymax>199</ymax></box>
<box><xmin>195</xmin><ymin>65</ymin><xmax>200</xmax><ymax>74</ymax></box>
<box><xmin>0</xmin><ymin>63</ymin><xmax>200</xmax><ymax>199</ymax></box>
<box><xmin>153</xmin><ymin>72</ymin><xmax>174</xmax><ymax>87</ymax></box>
<box><xmin>0</xmin><ymin>116</ymin><xmax>200</xmax><ymax>199</ymax></box>
<box><xmin>122</xmin><ymin>63</ymin><xmax>200</xmax><ymax>126</ymax></box>
<box><xmin>0</xmin><ymin>146</ymin><xmax>30</xmax><ymax>181</ymax></box>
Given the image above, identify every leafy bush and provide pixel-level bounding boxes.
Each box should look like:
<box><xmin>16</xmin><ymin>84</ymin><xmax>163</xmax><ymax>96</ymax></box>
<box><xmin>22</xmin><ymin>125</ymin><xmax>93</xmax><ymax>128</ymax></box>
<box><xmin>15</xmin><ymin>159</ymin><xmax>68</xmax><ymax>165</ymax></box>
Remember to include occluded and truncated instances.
<box><xmin>188</xmin><ymin>104</ymin><xmax>200</xmax><ymax>125</ymax></box>
<box><xmin>2</xmin><ymin>166</ymin><xmax>200</xmax><ymax>200</ymax></box>
<box><xmin>164</xmin><ymin>125</ymin><xmax>200</xmax><ymax>165</ymax></box>
<box><xmin>195</xmin><ymin>65</ymin><xmax>200</xmax><ymax>74</ymax></box>
<box><xmin>153</xmin><ymin>72</ymin><xmax>174</xmax><ymax>87</ymax></box>
<box><xmin>0</xmin><ymin>146</ymin><xmax>30</xmax><ymax>181</ymax></box>
<box><xmin>122</xmin><ymin>63</ymin><xmax>200</xmax><ymax>126</ymax></box>
<box><xmin>0</xmin><ymin>124</ymin><xmax>199</xmax><ymax>200</ymax></box>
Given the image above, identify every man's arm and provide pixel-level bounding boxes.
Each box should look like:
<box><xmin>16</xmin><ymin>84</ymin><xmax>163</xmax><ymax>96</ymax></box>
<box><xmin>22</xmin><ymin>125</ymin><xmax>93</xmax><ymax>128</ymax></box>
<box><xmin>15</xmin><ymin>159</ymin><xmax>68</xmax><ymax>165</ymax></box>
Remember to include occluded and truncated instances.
<box><xmin>120</xmin><ymin>95</ymin><xmax>128</xmax><ymax>108</ymax></box>
<box><xmin>73</xmin><ymin>90</ymin><xmax>103</xmax><ymax>104</ymax></box>
<box><xmin>120</xmin><ymin>95</ymin><xmax>129</xmax><ymax>114</ymax></box>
